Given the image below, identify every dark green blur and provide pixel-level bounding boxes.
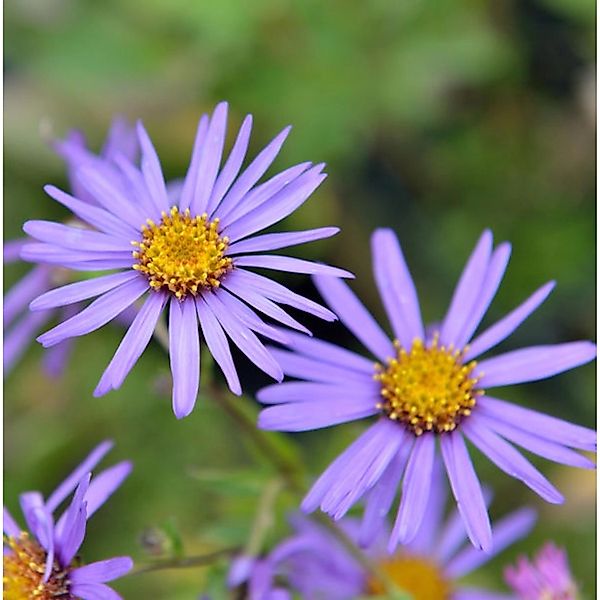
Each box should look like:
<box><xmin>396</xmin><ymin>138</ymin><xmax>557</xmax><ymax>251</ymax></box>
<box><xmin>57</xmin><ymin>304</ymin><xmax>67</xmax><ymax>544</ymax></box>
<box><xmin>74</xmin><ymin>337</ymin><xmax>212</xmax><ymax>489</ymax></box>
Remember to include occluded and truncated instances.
<box><xmin>4</xmin><ymin>0</ymin><xmax>595</xmax><ymax>598</ymax></box>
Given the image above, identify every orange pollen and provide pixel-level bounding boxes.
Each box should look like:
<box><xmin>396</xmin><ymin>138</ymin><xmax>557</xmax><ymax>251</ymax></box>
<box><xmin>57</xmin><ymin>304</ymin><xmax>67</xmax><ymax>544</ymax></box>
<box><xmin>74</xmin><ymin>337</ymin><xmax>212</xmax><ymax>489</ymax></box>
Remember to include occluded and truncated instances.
<box><xmin>132</xmin><ymin>206</ymin><xmax>233</xmax><ymax>300</ymax></box>
<box><xmin>3</xmin><ymin>533</ymin><xmax>72</xmax><ymax>600</ymax></box>
<box><xmin>374</xmin><ymin>335</ymin><xmax>482</xmax><ymax>436</ymax></box>
<box><xmin>367</xmin><ymin>554</ymin><xmax>452</xmax><ymax>599</ymax></box>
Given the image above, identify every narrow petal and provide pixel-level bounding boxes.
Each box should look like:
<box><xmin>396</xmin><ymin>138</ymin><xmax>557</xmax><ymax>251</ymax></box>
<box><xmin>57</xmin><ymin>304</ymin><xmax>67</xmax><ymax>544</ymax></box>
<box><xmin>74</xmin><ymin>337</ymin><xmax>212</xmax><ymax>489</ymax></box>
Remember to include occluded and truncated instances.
<box><xmin>3</xmin><ymin>507</ymin><xmax>21</xmax><ymax>537</ymax></box>
<box><xmin>358</xmin><ymin>442</ymin><xmax>412</xmax><ymax>547</ymax></box>
<box><xmin>93</xmin><ymin>292</ymin><xmax>166</xmax><ymax>396</ymax></box>
<box><xmin>477</xmin><ymin>396</ymin><xmax>596</xmax><ymax>451</ymax></box>
<box><xmin>169</xmin><ymin>298</ymin><xmax>201</xmax><ymax>419</ymax></box>
<box><xmin>227</xmin><ymin>227</ymin><xmax>339</xmax><ymax>255</ymax></box>
<box><xmin>471</xmin><ymin>412</ymin><xmax>595</xmax><ymax>469</ymax></box>
<box><xmin>55</xmin><ymin>476</ymin><xmax>90</xmax><ymax>566</ymax></box>
<box><xmin>43</xmin><ymin>336</ymin><xmax>76</xmax><ymax>378</ymax></box>
<box><xmin>259</xmin><ymin>397</ymin><xmax>377</xmax><ymax>431</ymax></box>
<box><xmin>220</xmin><ymin>162</ymin><xmax>313</xmax><ymax>227</ymax></box>
<box><xmin>231</xmin><ymin>269</ymin><xmax>336</xmax><ymax>321</ymax></box>
<box><xmin>71</xmin><ymin>557</ymin><xmax>133</xmax><ymax>584</ymax></box>
<box><xmin>4</xmin><ymin>311</ymin><xmax>51</xmax><ymax>374</ymax></box>
<box><xmin>478</xmin><ymin>341</ymin><xmax>596</xmax><ymax>388</ymax></box>
<box><xmin>114</xmin><ymin>154</ymin><xmax>162</xmax><ymax>221</ymax></box>
<box><xmin>69</xmin><ymin>582</ymin><xmax>123</xmax><ymax>600</ymax></box>
<box><xmin>465</xmin><ymin>281</ymin><xmax>556</xmax><ymax>360</ymax></box>
<box><xmin>371</xmin><ymin>228</ymin><xmax>424</xmax><ymax>348</ymax></box>
<box><xmin>4</xmin><ymin>238</ymin><xmax>28</xmax><ymax>263</ymax></box>
<box><xmin>43</xmin><ymin>185</ymin><xmax>135</xmax><ymax>238</ymax></box>
<box><xmin>47</xmin><ymin>441</ymin><xmax>114</xmax><ymax>512</ymax></box>
<box><xmin>5</xmin><ymin>266</ymin><xmax>50</xmax><ymax>326</ymax></box>
<box><xmin>234</xmin><ymin>255</ymin><xmax>352</xmax><ymax>279</ymax></box>
<box><xmin>179</xmin><ymin>115</ymin><xmax>209</xmax><ymax>211</ymax></box>
<box><xmin>440</xmin><ymin>230</ymin><xmax>493</xmax><ymax>347</ymax></box>
<box><xmin>462</xmin><ymin>420</ymin><xmax>564</xmax><ymax>504</ymax></box>
<box><xmin>440</xmin><ymin>432</ymin><xmax>492</xmax><ymax>552</ymax></box>
<box><xmin>207</xmin><ymin>114</ymin><xmax>253</xmax><ymax>214</ymax></box>
<box><xmin>214</xmin><ymin>126</ymin><xmax>292</xmax><ymax>220</ymax></box>
<box><xmin>195</xmin><ymin>297</ymin><xmax>242</xmax><ymax>395</ymax></box>
<box><xmin>37</xmin><ymin>277</ymin><xmax>148</xmax><ymax>348</ymax></box>
<box><xmin>223</xmin><ymin>167</ymin><xmax>327</xmax><ymax>242</ymax></box>
<box><xmin>190</xmin><ymin>102</ymin><xmax>228</xmax><ymax>215</ymax></box>
<box><xmin>257</xmin><ymin>381</ymin><xmax>377</xmax><ymax>405</ymax></box>
<box><xmin>20</xmin><ymin>243</ymin><xmax>132</xmax><ymax>267</ymax></box>
<box><xmin>137</xmin><ymin>121</ymin><xmax>169</xmax><ymax>213</ymax></box>
<box><xmin>84</xmin><ymin>462</ymin><xmax>132</xmax><ymax>518</ymax></box>
<box><xmin>31</xmin><ymin>272</ymin><xmax>138</xmax><ymax>311</ymax></box>
<box><xmin>446</xmin><ymin>507</ymin><xmax>537</xmax><ymax>578</ymax></box>
<box><xmin>314</xmin><ymin>275</ymin><xmax>394</xmax><ymax>361</ymax></box>
<box><xmin>19</xmin><ymin>493</ymin><xmax>54</xmax><ymax>580</ymax></box>
<box><xmin>389</xmin><ymin>433</ymin><xmax>435</xmax><ymax>550</ymax></box>
<box><xmin>455</xmin><ymin>242</ymin><xmax>511</xmax><ymax>349</ymax></box>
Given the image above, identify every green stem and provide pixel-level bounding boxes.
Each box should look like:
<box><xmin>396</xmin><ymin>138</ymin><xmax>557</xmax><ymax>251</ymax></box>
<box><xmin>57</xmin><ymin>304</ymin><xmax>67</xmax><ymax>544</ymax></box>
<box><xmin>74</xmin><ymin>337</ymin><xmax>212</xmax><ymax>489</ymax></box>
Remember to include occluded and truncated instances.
<box><xmin>131</xmin><ymin>547</ymin><xmax>238</xmax><ymax>576</ymax></box>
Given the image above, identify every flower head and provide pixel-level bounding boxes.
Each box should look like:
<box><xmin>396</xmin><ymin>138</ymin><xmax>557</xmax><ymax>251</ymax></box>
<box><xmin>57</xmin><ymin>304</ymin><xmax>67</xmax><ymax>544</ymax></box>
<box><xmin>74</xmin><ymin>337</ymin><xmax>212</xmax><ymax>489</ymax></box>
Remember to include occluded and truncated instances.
<box><xmin>4</xmin><ymin>119</ymin><xmax>138</xmax><ymax>377</ymax></box>
<box><xmin>23</xmin><ymin>102</ymin><xmax>351</xmax><ymax>418</ymax></box>
<box><xmin>505</xmin><ymin>542</ymin><xmax>578</xmax><ymax>600</ymax></box>
<box><xmin>258</xmin><ymin>228</ymin><xmax>596</xmax><ymax>552</ymax></box>
<box><xmin>3</xmin><ymin>441</ymin><xmax>133</xmax><ymax>600</ymax></box>
<box><xmin>230</xmin><ymin>467</ymin><xmax>537</xmax><ymax>599</ymax></box>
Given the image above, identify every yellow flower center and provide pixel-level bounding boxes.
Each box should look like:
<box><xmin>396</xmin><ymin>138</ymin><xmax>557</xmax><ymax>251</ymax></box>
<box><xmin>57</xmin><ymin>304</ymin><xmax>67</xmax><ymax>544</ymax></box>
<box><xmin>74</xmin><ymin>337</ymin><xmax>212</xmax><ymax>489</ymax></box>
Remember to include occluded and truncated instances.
<box><xmin>375</xmin><ymin>335</ymin><xmax>482</xmax><ymax>436</ymax></box>
<box><xmin>367</xmin><ymin>555</ymin><xmax>452</xmax><ymax>599</ymax></box>
<box><xmin>132</xmin><ymin>206</ymin><xmax>233</xmax><ymax>300</ymax></box>
<box><xmin>3</xmin><ymin>533</ymin><xmax>71</xmax><ymax>600</ymax></box>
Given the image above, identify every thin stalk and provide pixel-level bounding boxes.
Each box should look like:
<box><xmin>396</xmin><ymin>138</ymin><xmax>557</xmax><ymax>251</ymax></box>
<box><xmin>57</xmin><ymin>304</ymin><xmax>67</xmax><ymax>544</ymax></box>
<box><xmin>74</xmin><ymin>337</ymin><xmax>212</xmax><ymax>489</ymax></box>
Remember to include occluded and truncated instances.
<box><xmin>131</xmin><ymin>547</ymin><xmax>238</xmax><ymax>576</ymax></box>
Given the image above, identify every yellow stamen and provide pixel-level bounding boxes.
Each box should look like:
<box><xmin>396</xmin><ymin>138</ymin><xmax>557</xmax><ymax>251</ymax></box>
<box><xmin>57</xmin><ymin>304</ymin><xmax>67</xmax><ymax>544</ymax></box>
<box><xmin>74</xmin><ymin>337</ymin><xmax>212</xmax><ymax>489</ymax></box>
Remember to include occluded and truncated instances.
<box><xmin>132</xmin><ymin>206</ymin><xmax>233</xmax><ymax>300</ymax></box>
<box><xmin>367</xmin><ymin>554</ymin><xmax>452</xmax><ymax>599</ymax></box>
<box><xmin>374</xmin><ymin>335</ymin><xmax>482</xmax><ymax>436</ymax></box>
<box><xmin>3</xmin><ymin>533</ymin><xmax>70</xmax><ymax>600</ymax></box>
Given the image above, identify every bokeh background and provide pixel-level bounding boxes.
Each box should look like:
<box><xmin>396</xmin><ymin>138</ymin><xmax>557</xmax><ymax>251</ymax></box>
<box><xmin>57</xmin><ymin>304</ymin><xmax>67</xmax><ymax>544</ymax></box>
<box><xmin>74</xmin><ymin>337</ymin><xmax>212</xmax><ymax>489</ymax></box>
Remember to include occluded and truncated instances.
<box><xmin>4</xmin><ymin>0</ymin><xmax>596</xmax><ymax>598</ymax></box>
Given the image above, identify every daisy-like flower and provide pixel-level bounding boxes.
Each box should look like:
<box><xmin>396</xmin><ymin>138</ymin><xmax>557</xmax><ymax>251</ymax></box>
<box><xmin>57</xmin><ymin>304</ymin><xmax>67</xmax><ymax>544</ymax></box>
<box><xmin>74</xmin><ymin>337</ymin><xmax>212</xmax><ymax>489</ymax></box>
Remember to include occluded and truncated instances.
<box><xmin>3</xmin><ymin>440</ymin><xmax>133</xmax><ymax>600</ymax></box>
<box><xmin>23</xmin><ymin>102</ymin><xmax>349</xmax><ymax>418</ymax></box>
<box><xmin>258</xmin><ymin>229</ymin><xmax>596</xmax><ymax>552</ymax></box>
<box><xmin>505</xmin><ymin>542</ymin><xmax>579</xmax><ymax>600</ymax></box>
<box><xmin>4</xmin><ymin>119</ymin><xmax>138</xmax><ymax>376</ymax></box>
<box><xmin>229</xmin><ymin>466</ymin><xmax>537</xmax><ymax>600</ymax></box>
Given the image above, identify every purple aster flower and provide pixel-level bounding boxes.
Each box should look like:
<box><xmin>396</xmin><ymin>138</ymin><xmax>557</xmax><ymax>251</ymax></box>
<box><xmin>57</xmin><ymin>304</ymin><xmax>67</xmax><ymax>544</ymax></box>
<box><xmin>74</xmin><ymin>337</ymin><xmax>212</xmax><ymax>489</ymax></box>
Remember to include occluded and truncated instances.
<box><xmin>4</xmin><ymin>119</ymin><xmax>138</xmax><ymax>377</ymax></box>
<box><xmin>23</xmin><ymin>102</ymin><xmax>350</xmax><ymax>418</ymax></box>
<box><xmin>258</xmin><ymin>228</ymin><xmax>596</xmax><ymax>552</ymax></box>
<box><xmin>504</xmin><ymin>542</ymin><xmax>579</xmax><ymax>600</ymax></box>
<box><xmin>230</xmin><ymin>466</ymin><xmax>537</xmax><ymax>600</ymax></box>
<box><xmin>3</xmin><ymin>440</ymin><xmax>133</xmax><ymax>600</ymax></box>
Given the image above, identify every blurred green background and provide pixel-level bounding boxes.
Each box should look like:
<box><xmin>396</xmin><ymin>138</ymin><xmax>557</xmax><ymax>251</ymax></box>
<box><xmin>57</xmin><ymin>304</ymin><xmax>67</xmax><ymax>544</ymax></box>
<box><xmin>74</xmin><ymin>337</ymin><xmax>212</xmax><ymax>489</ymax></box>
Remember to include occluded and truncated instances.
<box><xmin>4</xmin><ymin>0</ymin><xmax>595</xmax><ymax>598</ymax></box>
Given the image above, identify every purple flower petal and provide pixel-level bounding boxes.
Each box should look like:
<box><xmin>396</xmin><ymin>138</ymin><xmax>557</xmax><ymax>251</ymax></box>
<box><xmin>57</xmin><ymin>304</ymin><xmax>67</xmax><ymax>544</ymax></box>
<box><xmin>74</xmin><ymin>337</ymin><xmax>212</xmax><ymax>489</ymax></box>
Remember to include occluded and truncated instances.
<box><xmin>455</xmin><ymin>242</ymin><xmax>511</xmax><ymax>349</ymax></box>
<box><xmin>114</xmin><ymin>154</ymin><xmax>161</xmax><ymax>221</ymax></box>
<box><xmin>440</xmin><ymin>230</ymin><xmax>493</xmax><ymax>347</ymax></box>
<box><xmin>230</xmin><ymin>269</ymin><xmax>336</xmax><ymax>321</ymax></box>
<box><xmin>462</xmin><ymin>419</ymin><xmax>564</xmax><ymax>504</ymax></box>
<box><xmin>94</xmin><ymin>291</ymin><xmax>166</xmax><ymax>396</ymax></box>
<box><xmin>259</xmin><ymin>396</ymin><xmax>377</xmax><ymax>432</ymax></box>
<box><xmin>5</xmin><ymin>266</ymin><xmax>50</xmax><ymax>326</ymax></box>
<box><xmin>266</xmin><ymin>347</ymin><xmax>370</xmax><ymax>385</ymax></box>
<box><xmin>227</xmin><ymin>226</ymin><xmax>339</xmax><ymax>255</ymax></box>
<box><xmin>195</xmin><ymin>296</ymin><xmax>241</xmax><ymax>395</ymax></box>
<box><xmin>4</xmin><ymin>238</ymin><xmax>28</xmax><ymax>263</ymax></box>
<box><xmin>43</xmin><ymin>185</ymin><xmax>135</xmax><ymax>239</ymax></box>
<box><xmin>203</xmin><ymin>291</ymin><xmax>283</xmax><ymax>381</ymax></box>
<box><xmin>466</xmin><ymin>281</ymin><xmax>556</xmax><ymax>360</ymax></box>
<box><xmin>189</xmin><ymin>102</ymin><xmax>228</xmax><ymax>215</ymax></box>
<box><xmin>440</xmin><ymin>432</ymin><xmax>491</xmax><ymax>552</ymax></box>
<box><xmin>258</xmin><ymin>381</ymin><xmax>377</xmax><ymax>405</ymax></box>
<box><xmin>19</xmin><ymin>492</ymin><xmax>55</xmax><ymax>580</ymax></box>
<box><xmin>71</xmin><ymin>556</ymin><xmax>133</xmax><ymax>584</ymax></box>
<box><xmin>101</xmin><ymin>117</ymin><xmax>138</xmax><ymax>162</ymax></box>
<box><xmin>234</xmin><ymin>255</ymin><xmax>352</xmax><ymax>279</ymax></box>
<box><xmin>179</xmin><ymin>115</ymin><xmax>209</xmax><ymax>211</ymax></box>
<box><xmin>69</xmin><ymin>582</ymin><xmax>123</xmax><ymax>600</ymax></box>
<box><xmin>358</xmin><ymin>442</ymin><xmax>412</xmax><ymax>548</ymax></box>
<box><xmin>478</xmin><ymin>396</ymin><xmax>596</xmax><ymax>451</ymax></box>
<box><xmin>220</xmin><ymin>162</ymin><xmax>313</xmax><ymax>227</ymax></box>
<box><xmin>136</xmin><ymin>121</ymin><xmax>169</xmax><ymax>214</ymax></box>
<box><xmin>37</xmin><ymin>277</ymin><xmax>148</xmax><ymax>348</ymax></box>
<box><xmin>55</xmin><ymin>475</ymin><xmax>90</xmax><ymax>566</ymax></box>
<box><xmin>446</xmin><ymin>507</ymin><xmax>537</xmax><ymax>578</ymax></box>
<box><xmin>478</xmin><ymin>341</ymin><xmax>596</xmax><ymax>388</ymax></box>
<box><xmin>46</xmin><ymin>441</ymin><xmax>114</xmax><ymax>512</ymax></box>
<box><xmin>314</xmin><ymin>275</ymin><xmax>394</xmax><ymax>361</ymax></box>
<box><xmin>3</xmin><ymin>507</ymin><xmax>20</xmax><ymax>537</ymax></box>
<box><xmin>223</xmin><ymin>166</ymin><xmax>327</xmax><ymax>242</ymax></box>
<box><xmin>214</xmin><ymin>126</ymin><xmax>291</xmax><ymax>221</ymax></box>
<box><xmin>31</xmin><ymin>271</ymin><xmax>138</xmax><ymax>311</ymax></box>
<box><xmin>20</xmin><ymin>243</ymin><xmax>132</xmax><ymax>267</ymax></box>
<box><xmin>371</xmin><ymin>228</ymin><xmax>424</xmax><ymax>348</ymax></box>
<box><xmin>207</xmin><ymin>114</ymin><xmax>253</xmax><ymax>214</ymax></box>
<box><xmin>4</xmin><ymin>311</ymin><xmax>49</xmax><ymax>374</ymax></box>
<box><xmin>389</xmin><ymin>433</ymin><xmax>435</xmax><ymax>550</ymax></box>
<box><xmin>169</xmin><ymin>298</ymin><xmax>201</xmax><ymax>419</ymax></box>
<box><xmin>84</xmin><ymin>462</ymin><xmax>132</xmax><ymax>518</ymax></box>
<box><xmin>43</xmin><ymin>335</ymin><xmax>75</xmax><ymax>378</ymax></box>
<box><xmin>471</xmin><ymin>411</ymin><xmax>595</xmax><ymax>469</ymax></box>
